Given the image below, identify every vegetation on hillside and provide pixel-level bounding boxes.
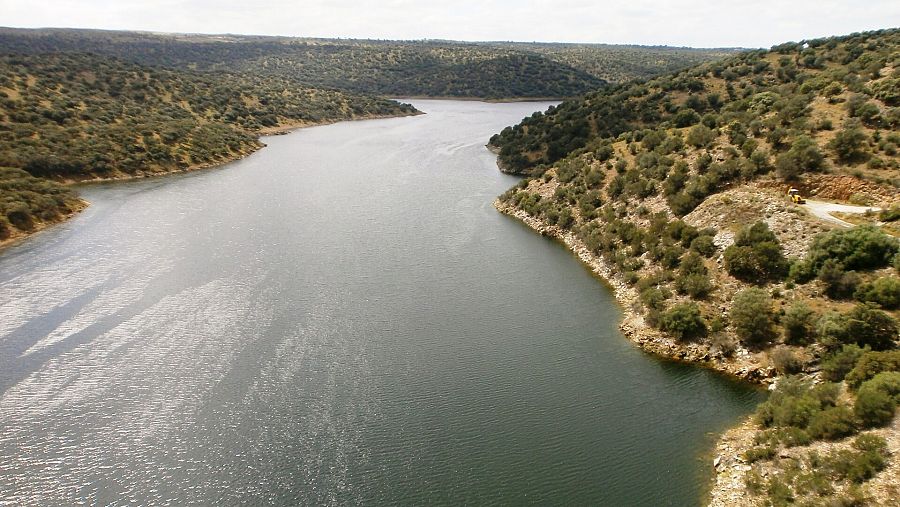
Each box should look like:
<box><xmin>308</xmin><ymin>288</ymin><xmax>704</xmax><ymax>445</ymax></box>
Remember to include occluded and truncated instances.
<box><xmin>494</xmin><ymin>29</ymin><xmax>899</xmax><ymax>505</ymax></box>
<box><xmin>0</xmin><ymin>167</ymin><xmax>82</xmax><ymax>241</ymax></box>
<box><xmin>0</xmin><ymin>28</ymin><xmax>732</xmax><ymax>99</ymax></box>
<box><xmin>0</xmin><ymin>53</ymin><xmax>416</xmax><ymax>180</ymax></box>
<box><xmin>490</xmin><ymin>29</ymin><xmax>900</xmax><ymax>183</ymax></box>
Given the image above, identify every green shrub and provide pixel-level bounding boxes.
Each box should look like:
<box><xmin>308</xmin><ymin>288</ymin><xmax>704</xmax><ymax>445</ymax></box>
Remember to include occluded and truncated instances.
<box><xmin>796</xmin><ymin>226</ymin><xmax>900</xmax><ymax>281</ymax></box>
<box><xmin>817</xmin><ymin>304</ymin><xmax>899</xmax><ymax>351</ymax></box>
<box><xmin>771</xmin><ymin>345</ymin><xmax>803</xmax><ymax>374</ymax></box>
<box><xmin>817</xmin><ymin>259</ymin><xmax>861</xmax><ymax>299</ymax></box>
<box><xmin>846</xmin><ymin>350</ymin><xmax>900</xmax><ymax>390</ymax></box>
<box><xmin>744</xmin><ymin>445</ymin><xmax>776</xmax><ymax>463</ymax></box>
<box><xmin>782</xmin><ymin>301</ymin><xmax>816</xmax><ymax>345</ymax></box>
<box><xmin>826</xmin><ymin>446</ymin><xmax>887</xmax><ymax>483</ymax></box>
<box><xmin>808</xmin><ymin>406</ymin><xmax>857</xmax><ymax>440</ymax></box>
<box><xmin>674</xmin><ymin>273</ymin><xmax>713</xmax><ymax>299</ymax></box>
<box><xmin>821</xmin><ymin>344</ymin><xmax>870</xmax><ymax>382</ymax></box>
<box><xmin>854</xmin><ymin>387</ymin><xmax>896</xmax><ymax>428</ymax></box>
<box><xmin>723</xmin><ymin>222</ymin><xmax>788</xmax><ymax>284</ymax></box>
<box><xmin>690</xmin><ymin>234</ymin><xmax>717</xmax><ymax>257</ymax></box>
<box><xmin>854</xmin><ymin>276</ymin><xmax>900</xmax><ymax>309</ymax></box>
<box><xmin>730</xmin><ymin>288</ymin><xmax>778</xmax><ymax>346</ymax></box>
<box><xmin>859</xmin><ymin>371</ymin><xmax>900</xmax><ymax>402</ymax></box>
<box><xmin>659</xmin><ymin>302</ymin><xmax>707</xmax><ymax>341</ymax></box>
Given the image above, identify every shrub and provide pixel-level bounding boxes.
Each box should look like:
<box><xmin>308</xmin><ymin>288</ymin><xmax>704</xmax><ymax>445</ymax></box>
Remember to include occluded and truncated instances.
<box><xmin>744</xmin><ymin>446</ymin><xmax>776</xmax><ymax>463</ymax></box>
<box><xmin>845</xmin><ymin>350</ymin><xmax>900</xmax><ymax>390</ymax></box>
<box><xmin>659</xmin><ymin>302</ymin><xmax>707</xmax><ymax>341</ymax></box>
<box><xmin>822</xmin><ymin>344</ymin><xmax>870</xmax><ymax>382</ymax></box>
<box><xmin>730</xmin><ymin>288</ymin><xmax>778</xmax><ymax>346</ymax></box>
<box><xmin>817</xmin><ymin>259</ymin><xmax>861</xmax><ymax>299</ymax></box>
<box><xmin>690</xmin><ymin>234</ymin><xmax>717</xmax><ymax>257</ymax></box>
<box><xmin>855</xmin><ymin>276</ymin><xmax>900</xmax><ymax>309</ymax></box>
<box><xmin>675</xmin><ymin>273</ymin><xmax>713</xmax><ymax>299</ymax></box>
<box><xmin>756</xmin><ymin>377</ymin><xmax>820</xmax><ymax>429</ymax></box>
<box><xmin>854</xmin><ymin>387</ymin><xmax>895</xmax><ymax>428</ymax></box>
<box><xmin>723</xmin><ymin>222</ymin><xmax>788</xmax><ymax>284</ymax></box>
<box><xmin>817</xmin><ymin>304</ymin><xmax>898</xmax><ymax>351</ymax></box>
<box><xmin>771</xmin><ymin>345</ymin><xmax>803</xmax><ymax>374</ymax></box>
<box><xmin>796</xmin><ymin>226</ymin><xmax>899</xmax><ymax>281</ymax></box>
<box><xmin>808</xmin><ymin>405</ymin><xmax>857</xmax><ymax>440</ymax></box>
<box><xmin>782</xmin><ymin>301</ymin><xmax>816</xmax><ymax>345</ymax></box>
<box><xmin>826</xmin><ymin>446</ymin><xmax>887</xmax><ymax>483</ymax></box>
<box><xmin>859</xmin><ymin>371</ymin><xmax>900</xmax><ymax>402</ymax></box>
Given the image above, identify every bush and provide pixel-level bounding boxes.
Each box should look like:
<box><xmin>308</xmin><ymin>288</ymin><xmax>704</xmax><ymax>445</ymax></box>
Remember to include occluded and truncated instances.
<box><xmin>771</xmin><ymin>346</ymin><xmax>803</xmax><ymax>374</ymax></box>
<box><xmin>796</xmin><ymin>226</ymin><xmax>899</xmax><ymax>281</ymax></box>
<box><xmin>817</xmin><ymin>259</ymin><xmax>861</xmax><ymax>299</ymax></box>
<box><xmin>855</xmin><ymin>276</ymin><xmax>900</xmax><ymax>309</ymax></box>
<box><xmin>859</xmin><ymin>371</ymin><xmax>900</xmax><ymax>402</ymax></box>
<box><xmin>744</xmin><ymin>446</ymin><xmax>776</xmax><ymax>463</ymax></box>
<box><xmin>817</xmin><ymin>304</ymin><xmax>898</xmax><ymax>351</ymax></box>
<box><xmin>782</xmin><ymin>301</ymin><xmax>816</xmax><ymax>345</ymax></box>
<box><xmin>822</xmin><ymin>344</ymin><xmax>870</xmax><ymax>382</ymax></box>
<box><xmin>826</xmin><ymin>445</ymin><xmax>887</xmax><ymax>483</ymax></box>
<box><xmin>723</xmin><ymin>222</ymin><xmax>788</xmax><ymax>284</ymax></box>
<box><xmin>659</xmin><ymin>302</ymin><xmax>707</xmax><ymax>341</ymax></box>
<box><xmin>845</xmin><ymin>350</ymin><xmax>900</xmax><ymax>390</ymax></box>
<box><xmin>690</xmin><ymin>234</ymin><xmax>717</xmax><ymax>257</ymax></box>
<box><xmin>730</xmin><ymin>288</ymin><xmax>778</xmax><ymax>346</ymax></box>
<box><xmin>808</xmin><ymin>405</ymin><xmax>857</xmax><ymax>440</ymax></box>
<box><xmin>756</xmin><ymin>377</ymin><xmax>819</xmax><ymax>429</ymax></box>
<box><xmin>854</xmin><ymin>388</ymin><xmax>895</xmax><ymax>428</ymax></box>
<box><xmin>675</xmin><ymin>273</ymin><xmax>713</xmax><ymax>298</ymax></box>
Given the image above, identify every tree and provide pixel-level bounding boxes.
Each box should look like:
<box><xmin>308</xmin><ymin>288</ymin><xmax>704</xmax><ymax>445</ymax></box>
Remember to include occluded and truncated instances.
<box><xmin>829</xmin><ymin>121</ymin><xmax>868</xmax><ymax>162</ymax></box>
<box><xmin>730</xmin><ymin>288</ymin><xmax>778</xmax><ymax>346</ymax></box>
<box><xmin>783</xmin><ymin>301</ymin><xmax>816</xmax><ymax>345</ymax></box>
<box><xmin>776</xmin><ymin>136</ymin><xmax>825</xmax><ymax>180</ymax></box>
<box><xmin>724</xmin><ymin>222</ymin><xmax>789</xmax><ymax>284</ymax></box>
<box><xmin>686</xmin><ymin>124</ymin><xmax>715</xmax><ymax>147</ymax></box>
<box><xmin>660</xmin><ymin>302</ymin><xmax>707</xmax><ymax>341</ymax></box>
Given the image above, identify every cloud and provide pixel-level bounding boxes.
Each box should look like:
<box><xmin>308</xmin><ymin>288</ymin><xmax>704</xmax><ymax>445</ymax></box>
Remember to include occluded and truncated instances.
<box><xmin>1</xmin><ymin>0</ymin><xmax>898</xmax><ymax>47</ymax></box>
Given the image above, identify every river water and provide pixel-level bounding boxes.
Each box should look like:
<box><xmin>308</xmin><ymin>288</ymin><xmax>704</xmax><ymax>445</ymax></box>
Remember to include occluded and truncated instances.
<box><xmin>0</xmin><ymin>100</ymin><xmax>763</xmax><ymax>505</ymax></box>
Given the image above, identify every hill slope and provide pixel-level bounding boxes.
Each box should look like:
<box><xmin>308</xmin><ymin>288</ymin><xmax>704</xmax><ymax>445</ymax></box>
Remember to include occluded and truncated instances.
<box><xmin>0</xmin><ymin>53</ymin><xmax>417</xmax><ymax>180</ymax></box>
<box><xmin>492</xmin><ymin>29</ymin><xmax>900</xmax><ymax>506</ymax></box>
<box><xmin>0</xmin><ymin>28</ymin><xmax>734</xmax><ymax>99</ymax></box>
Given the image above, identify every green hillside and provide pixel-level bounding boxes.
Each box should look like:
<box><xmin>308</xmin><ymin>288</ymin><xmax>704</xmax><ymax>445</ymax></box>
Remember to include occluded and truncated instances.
<box><xmin>0</xmin><ymin>28</ymin><xmax>733</xmax><ymax>99</ymax></box>
<box><xmin>493</xmin><ymin>29</ymin><xmax>900</xmax><ymax>506</ymax></box>
<box><xmin>0</xmin><ymin>53</ymin><xmax>416</xmax><ymax>180</ymax></box>
<box><xmin>490</xmin><ymin>29</ymin><xmax>900</xmax><ymax>179</ymax></box>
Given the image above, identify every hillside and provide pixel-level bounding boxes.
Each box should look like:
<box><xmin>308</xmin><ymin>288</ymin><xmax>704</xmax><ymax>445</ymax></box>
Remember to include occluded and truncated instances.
<box><xmin>0</xmin><ymin>52</ymin><xmax>417</xmax><ymax>243</ymax></box>
<box><xmin>0</xmin><ymin>53</ymin><xmax>417</xmax><ymax>180</ymax></box>
<box><xmin>492</xmin><ymin>29</ymin><xmax>900</xmax><ymax>506</ymax></box>
<box><xmin>0</xmin><ymin>28</ymin><xmax>732</xmax><ymax>99</ymax></box>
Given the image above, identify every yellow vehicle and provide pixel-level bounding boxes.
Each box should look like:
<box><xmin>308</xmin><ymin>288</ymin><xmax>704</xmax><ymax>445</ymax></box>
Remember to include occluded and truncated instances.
<box><xmin>788</xmin><ymin>187</ymin><xmax>806</xmax><ymax>204</ymax></box>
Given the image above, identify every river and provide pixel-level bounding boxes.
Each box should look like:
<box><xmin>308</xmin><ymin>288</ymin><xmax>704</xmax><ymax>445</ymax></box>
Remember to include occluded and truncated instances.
<box><xmin>0</xmin><ymin>100</ymin><xmax>763</xmax><ymax>505</ymax></box>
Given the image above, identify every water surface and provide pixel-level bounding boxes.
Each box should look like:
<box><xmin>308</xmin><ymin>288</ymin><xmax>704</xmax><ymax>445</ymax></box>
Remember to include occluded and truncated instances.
<box><xmin>0</xmin><ymin>100</ymin><xmax>763</xmax><ymax>505</ymax></box>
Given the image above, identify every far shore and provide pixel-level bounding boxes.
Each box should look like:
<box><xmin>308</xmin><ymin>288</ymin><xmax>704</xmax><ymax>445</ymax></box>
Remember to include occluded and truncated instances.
<box><xmin>1</xmin><ymin>109</ymin><xmax>422</xmax><ymax>251</ymax></box>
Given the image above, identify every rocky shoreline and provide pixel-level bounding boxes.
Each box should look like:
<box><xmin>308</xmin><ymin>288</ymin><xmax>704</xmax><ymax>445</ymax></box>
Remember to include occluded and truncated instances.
<box><xmin>494</xmin><ymin>198</ymin><xmax>900</xmax><ymax>506</ymax></box>
<box><xmin>493</xmin><ymin>198</ymin><xmax>772</xmax><ymax>505</ymax></box>
<box><xmin>494</xmin><ymin>198</ymin><xmax>771</xmax><ymax>383</ymax></box>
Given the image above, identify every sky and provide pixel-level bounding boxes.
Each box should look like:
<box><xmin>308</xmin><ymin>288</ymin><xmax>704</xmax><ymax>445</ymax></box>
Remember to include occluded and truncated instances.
<box><xmin>2</xmin><ymin>0</ymin><xmax>898</xmax><ymax>48</ymax></box>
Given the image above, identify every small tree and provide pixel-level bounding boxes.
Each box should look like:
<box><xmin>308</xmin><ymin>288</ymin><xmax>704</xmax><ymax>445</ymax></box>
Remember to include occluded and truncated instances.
<box><xmin>731</xmin><ymin>288</ymin><xmax>778</xmax><ymax>346</ymax></box>
<box><xmin>660</xmin><ymin>302</ymin><xmax>707</xmax><ymax>341</ymax></box>
<box><xmin>783</xmin><ymin>301</ymin><xmax>816</xmax><ymax>345</ymax></box>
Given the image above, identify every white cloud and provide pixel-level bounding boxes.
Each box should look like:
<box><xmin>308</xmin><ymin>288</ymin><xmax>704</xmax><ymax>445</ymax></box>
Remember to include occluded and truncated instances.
<box><xmin>1</xmin><ymin>0</ymin><xmax>897</xmax><ymax>47</ymax></box>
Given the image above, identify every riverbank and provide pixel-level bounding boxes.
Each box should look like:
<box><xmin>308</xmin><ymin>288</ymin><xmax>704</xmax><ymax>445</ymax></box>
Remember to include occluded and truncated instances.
<box><xmin>494</xmin><ymin>199</ymin><xmax>771</xmax><ymax>383</ymax></box>
<box><xmin>494</xmin><ymin>198</ymin><xmax>899</xmax><ymax>506</ymax></box>
<box><xmin>0</xmin><ymin>198</ymin><xmax>89</xmax><ymax>251</ymax></box>
<box><xmin>3</xmin><ymin>109</ymin><xmax>421</xmax><ymax>249</ymax></box>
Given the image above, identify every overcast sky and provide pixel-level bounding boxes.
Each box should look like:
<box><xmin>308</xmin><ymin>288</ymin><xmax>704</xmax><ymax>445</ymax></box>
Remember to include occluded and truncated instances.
<box><xmin>2</xmin><ymin>0</ymin><xmax>898</xmax><ymax>48</ymax></box>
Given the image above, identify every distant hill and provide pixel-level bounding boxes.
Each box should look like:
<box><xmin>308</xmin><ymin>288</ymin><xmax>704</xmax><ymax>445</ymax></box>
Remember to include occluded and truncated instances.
<box><xmin>0</xmin><ymin>28</ymin><xmax>734</xmax><ymax>99</ymax></box>
<box><xmin>0</xmin><ymin>53</ymin><xmax>416</xmax><ymax>180</ymax></box>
